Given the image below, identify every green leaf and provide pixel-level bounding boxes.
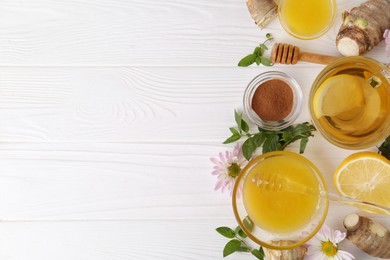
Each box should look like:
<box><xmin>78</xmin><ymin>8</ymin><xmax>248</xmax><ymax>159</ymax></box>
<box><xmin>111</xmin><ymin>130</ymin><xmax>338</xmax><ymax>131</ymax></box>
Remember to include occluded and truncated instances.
<box><xmin>243</xmin><ymin>216</ymin><xmax>254</xmax><ymax>232</ymax></box>
<box><xmin>255</xmin><ymin>56</ymin><xmax>261</xmax><ymax>65</ymax></box>
<box><xmin>242</xmin><ymin>137</ymin><xmax>256</xmax><ymax>161</ymax></box>
<box><xmin>253</xmin><ymin>46</ymin><xmax>261</xmax><ymax>55</ymax></box>
<box><xmin>238</xmin><ymin>54</ymin><xmax>256</xmax><ymax>67</ymax></box>
<box><xmin>234</xmin><ymin>110</ymin><xmax>242</xmax><ymax>132</ymax></box>
<box><xmin>300</xmin><ymin>137</ymin><xmax>309</xmax><ymax>154</ymax></box>
<box><xmin>262</xmin><ymin>134</ymin><xmax>279</xmax><ymax>153</ymax></box>
<box><xmin>260</xmin><ymin>57</ymin><xmax>273</xmax><ymax>66</ymax></box>
<box><xmin>241</xmin><ymin>118</ymin><xmax>250</xmax><ymax>133</ymax></box>
<box><xmin>223</xmin><ymin>133</ymin><xmax>241</xmax><ymax>144</ymax></box>
<box><xmin>235</xmin><ymin>226</ymin><xmax>247</xmax><ymax>238</ymax></box>
<box><xmin>282</xmin><ymin>130</ymin><xmax>293</xmax><ymax>143</ymax></box>
<box><xmin>237</xmin><ymin>246</ymin><xmax>250</xmax><ymax>252</ymax></box>
<box><xmin>252</xmin><ymin>132</ymin><xmax>265</xmax><ymax>147</ymax></box>
<box><xmin>378</xmin><ymin>135</ymin><xmax>390</xmax><ymax>160</ymax></box>
<box><xmin>259</xmin><ymin>43</ymin><xmax>268</xmax><ymax>50</ymax></box>
<box><xmin>223</xmin><ymin>239</ymin><xmax>241</xmax><ymax>257</ymax></box>
<box><xmin>251</xmin><ymin>248</ymin><xmax>265</xmax><ymax>259</ymax></box>
<box><xmin>216</xmin><ymin>227</ymin><xmax>235</xmax><ymax>239</ymax></box>
<box><xmin>293</xmin><ymin>123</ymin><xmax>312</xmax><ymax>137</ymax></box>
<box><xmin>229</xmin><ymin>127</ymin><xmax>239</xmax><ymax>135</ymax></box>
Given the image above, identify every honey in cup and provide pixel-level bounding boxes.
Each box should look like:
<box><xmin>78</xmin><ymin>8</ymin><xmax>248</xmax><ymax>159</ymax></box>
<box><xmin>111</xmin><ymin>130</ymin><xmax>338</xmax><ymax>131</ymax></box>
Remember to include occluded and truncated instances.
<box><xmin>310</xmin><ymin>57</ymin><xmax>390</xmax><ymax>149</ymax></box>
<box><xmin>278</xmin><ymin>0</ymin><xmax>336</xmax><ymax>39</ymax></box>
<box><xmin>243</xmin><ymin>153</ymin><xmax>320</xmax><ymax>233</ymax></box>
<box><xmin>232</xmin><ymin>151</ymin><xmax>328</xmax><ymax>249</ymax></box>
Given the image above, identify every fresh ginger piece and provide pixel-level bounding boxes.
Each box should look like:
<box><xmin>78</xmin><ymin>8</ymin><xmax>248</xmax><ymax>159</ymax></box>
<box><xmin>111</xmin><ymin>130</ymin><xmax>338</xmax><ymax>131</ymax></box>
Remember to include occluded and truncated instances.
<box><xmin>263</xmin><ymin>241</ymin><xmax>306</xmax><ymax>260</ymax></box>
<box><xmin>246</xmin><ymin>0</ymin><xmax>278</xmax><ymax>29</ymax></box>
<box><xmin>336</xmin><ymin>0</ymin><xmax>390</xmax><ymax>56</ymax></box>
<box><xmin>344</xmin><ymin>214</ymin><xmax>390</xmax><ymax>258</ymax></box>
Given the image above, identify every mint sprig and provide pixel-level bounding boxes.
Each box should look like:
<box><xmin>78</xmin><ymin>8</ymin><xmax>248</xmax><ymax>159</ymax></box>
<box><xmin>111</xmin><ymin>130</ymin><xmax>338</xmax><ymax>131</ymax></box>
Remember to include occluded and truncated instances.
<box><xmin>238</xmin><ymin>33</ymin><xmax>274</xmax><ymax>67</ymax></box>
<box><xmin>378</xmin><ymin>135</ymin><xmax>390</xmax><ymax>160</ymax></box>
<box><xmin>224</xmin><ymin>111</ymin><xmax>316</xmax><ymax>160</ymax></box>
<box><xmin>216</xmin><ymin>224</ymin><xmax>264</xmax><ymax>259</ymax></box>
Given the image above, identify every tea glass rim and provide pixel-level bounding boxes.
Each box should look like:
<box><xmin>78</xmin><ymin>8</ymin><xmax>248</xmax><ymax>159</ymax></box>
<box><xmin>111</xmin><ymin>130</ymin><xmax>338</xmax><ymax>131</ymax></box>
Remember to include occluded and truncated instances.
<box><xmin>232</xmin><ymin>151</ymin><xmax>329</xmax><ymax>250</ymax></box>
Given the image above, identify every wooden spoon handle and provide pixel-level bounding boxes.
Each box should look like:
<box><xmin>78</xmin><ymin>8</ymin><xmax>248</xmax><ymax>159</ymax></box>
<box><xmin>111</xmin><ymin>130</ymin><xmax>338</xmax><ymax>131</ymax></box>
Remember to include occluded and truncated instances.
<box><xmin>299</xmin><ymin>52</ymin><xmax>339</xmax><ymax>65</ymax></box>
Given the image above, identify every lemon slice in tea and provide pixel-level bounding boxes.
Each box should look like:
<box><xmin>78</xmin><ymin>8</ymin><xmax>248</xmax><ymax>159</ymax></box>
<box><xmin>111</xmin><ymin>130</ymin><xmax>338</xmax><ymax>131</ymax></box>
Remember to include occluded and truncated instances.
<box><xmin>313</xmin><ymin>74</ymin><xmax>364</xmax><ymax>118</ymax></box>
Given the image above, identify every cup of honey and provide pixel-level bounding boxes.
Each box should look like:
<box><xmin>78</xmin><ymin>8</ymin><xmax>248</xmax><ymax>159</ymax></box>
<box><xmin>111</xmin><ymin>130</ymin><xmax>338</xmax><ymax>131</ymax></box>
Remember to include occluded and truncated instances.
<box><xmin>232</xmin><ymin>151</ymin><xmax>328</xmax><ymax>250</ymax></box>
<box><xmin>278</xmin><ymin>0</ymin><xmax>336</xmax><ymax>40</ymax></box>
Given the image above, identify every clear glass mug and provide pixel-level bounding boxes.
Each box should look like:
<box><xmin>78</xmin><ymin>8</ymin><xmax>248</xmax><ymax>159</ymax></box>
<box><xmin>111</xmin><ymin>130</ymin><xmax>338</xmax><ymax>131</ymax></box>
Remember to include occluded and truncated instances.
<box><xmin>309</xmin><ymin>56</ymin><xmax>390</xmax><ymax>149</ymax></box>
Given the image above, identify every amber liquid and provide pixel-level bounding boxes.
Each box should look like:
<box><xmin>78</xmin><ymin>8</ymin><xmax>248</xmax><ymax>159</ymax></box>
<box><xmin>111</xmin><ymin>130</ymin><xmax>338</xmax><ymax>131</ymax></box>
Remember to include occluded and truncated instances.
<box><xmin>315</xmin><ymin>68</ymin><xmax>389</xmax><ymax>143</ymax></box>
<box><xmin>242</xmin><ymin>155</ymin><xmax>320</xmax><ymax>233</ymax></box>
<box><xmin>280</xmin><ymin>0</ymin><xmax>334</xmax><ymax>38</ymax></box>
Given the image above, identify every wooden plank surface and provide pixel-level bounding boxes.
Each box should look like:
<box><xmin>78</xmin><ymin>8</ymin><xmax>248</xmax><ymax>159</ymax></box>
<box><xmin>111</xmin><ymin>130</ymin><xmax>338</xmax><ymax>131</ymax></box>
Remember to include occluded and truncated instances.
<box><xmin>0</xmin><ymin>0</ymin><xmax>389</xmax><ymax>259</ymax></box>
<box><xmin>0</xmin><ymin>0</ymin><xmax>386</xmax><ymax>66</ymax></box>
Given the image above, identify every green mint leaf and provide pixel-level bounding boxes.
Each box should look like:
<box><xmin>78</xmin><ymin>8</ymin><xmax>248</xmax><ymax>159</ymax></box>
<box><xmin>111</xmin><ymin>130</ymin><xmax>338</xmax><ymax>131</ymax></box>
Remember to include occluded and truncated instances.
<box><xmin>262</xmin><ymin>134</ymin><xmax>280</xmax><ymax>153</ymax></box>
<box><xmin>255</xmin><ymin>56</ymin><xmax>261</xmax><ymax>65</ymax></box>
<box><xmin>252</xmin><ymin>132</ymin><xmax>265</xmax><ymax>147</ymax></box>
<box><xmin>238</xmin><ymin>54</ymin><xmax>256</xmax><ymax>67</ymax></box>
<box><xmin>229</xmin><ymin>127</ymin><xmax>239</xmax><ymax>135</ymax></box>
<box><xmin>234</xmin><ymin>226</ymin><xmax>247</xmax><ymax>238</ymax></box>
<box><xmin>251</xmin><ymin>248</ymin><xmax>265</xmax><ymax>259</ymax></box>
<box><xmin>282</xmin><ymin>130</ymin><xmax>293</xmax><ymax>143</ymax></box>
<box><xmin>378</xmin><ymin>135</ymin><xmax>390</xmax><ymax>160</ymax></box>
<box><xmin>300</xmin><ymin>137</ymin><xmax>309</xmax><ymax>154</ymax></box>
<box><xmin>259</xmin><ymin>43</ymin><xmax>268</xmax><ymax>50</ymax></box>
<box><xmin>223</xmin><ymin>239</ymin><xmax>241</xmax><ymax>257</ymax></box>
<box><xmin>260</xmin><ymin>57</ymin><xmax>273</xmax><ymax>66</ymax></box>
<box><xmin>243</xmin><ymin>216</ymin><xmax>254</xmax><ymax>232</ymax></box>
<box><xmin>216</xmin><ymin>227</ymin><xmax>236</xmax><ymax>239</ymax></box>
<box><xmin>234</xmin><ymin>110</ymin><xmax>242</xmax><ymax>133</ymax></box>
<box><xmin>223</xmin><ymin>133</ymin><xmax>241</xmax><ymax>144</ymax></box>
<box><xmin>242</xmin><ymin>137</ymin><xmax>256</xmax><ymax>161</ymax></box>
<box><xmin>293</xmin><ymin>123</ymin><xmax>312</xmax><ymax>136</ymax></box>
<box><xmin>237</xmin><ymin>246</ymin><xmax>250</xmax><ymax>252</ymax></box>
<box><xmin>253</xmin><ymin>46</ymin><xmax>261</xmax><ymax>55</ymax></box>
<box><xmin>241</xmin><ymin>118</ymin><xmax>250</xmax><ymax>133</ymax></box>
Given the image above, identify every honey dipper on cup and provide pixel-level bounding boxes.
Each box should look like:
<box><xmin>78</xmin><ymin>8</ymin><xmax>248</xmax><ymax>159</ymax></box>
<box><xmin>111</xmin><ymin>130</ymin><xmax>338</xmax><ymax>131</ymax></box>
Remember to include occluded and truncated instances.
<box><xmin>271</xmin><ymin>43</ymin><xmax>339</xmax><ymax>65</ymax></box>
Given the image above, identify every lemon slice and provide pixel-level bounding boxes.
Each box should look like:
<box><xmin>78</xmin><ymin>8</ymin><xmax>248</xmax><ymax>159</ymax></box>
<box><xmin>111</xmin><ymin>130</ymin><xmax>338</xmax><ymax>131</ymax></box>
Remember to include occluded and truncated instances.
<box><xmin>313</xmin><ymin>74</ymin><xmax>364</xmax><ymax>118</ymax></box>
<box><xmin>334</xmin><ymin>152</ymin><xmax>390</xmax><ymax>214</ymax></box>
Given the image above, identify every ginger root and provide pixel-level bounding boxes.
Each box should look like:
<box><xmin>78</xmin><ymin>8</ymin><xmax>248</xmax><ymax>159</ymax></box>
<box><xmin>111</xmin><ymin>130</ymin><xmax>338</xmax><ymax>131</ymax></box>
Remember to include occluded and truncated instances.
<box><xmin>263</xmin><ymin>241</ymin><xmax>306</xmax><ymax>260</ymax></box>
<box><xmin>246</xmin><ymin>0</ymin><xmax>278</xmax><ymax>29</ymax></box>
<box><xmin>336</xmin><ymin>0</ymin><xmax>390</xmax><ymax>56</ymax></box>
<box><xmin>344</xmin><ymin>213</ymin><xmax>390</xmax><ymax>258</ymax></box>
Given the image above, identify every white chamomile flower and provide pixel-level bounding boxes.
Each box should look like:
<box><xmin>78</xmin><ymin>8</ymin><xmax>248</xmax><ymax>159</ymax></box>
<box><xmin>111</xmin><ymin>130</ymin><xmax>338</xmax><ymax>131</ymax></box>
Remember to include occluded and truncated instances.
<box><xmin>305</xmin><ymin>224</ymin><xmax>354</xmax><ymax>260</ymax></box>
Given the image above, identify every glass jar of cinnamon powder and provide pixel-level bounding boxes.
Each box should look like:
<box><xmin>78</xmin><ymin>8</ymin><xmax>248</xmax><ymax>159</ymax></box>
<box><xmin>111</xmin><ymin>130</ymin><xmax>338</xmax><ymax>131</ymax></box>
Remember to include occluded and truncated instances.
<box><xmin>243</xmin><ymin>71</ymin><xmax>302</xmax><ymax>130</ymax></box>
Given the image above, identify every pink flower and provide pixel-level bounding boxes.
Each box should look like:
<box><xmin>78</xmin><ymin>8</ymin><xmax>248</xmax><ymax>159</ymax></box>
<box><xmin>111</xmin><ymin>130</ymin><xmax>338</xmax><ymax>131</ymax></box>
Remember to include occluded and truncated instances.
<box><xmin>384</xmin><ymin>29</ymin><xmax>390</xmax><ymax>57</ymax></box>
<box><xmin>210</xmin><ymin>144</ymin><xmax>247</xmax><ymax>196</ymax></box>
<box><xmin>305</xmin><ymin>224</ymin><xmax>354</xmax><ymax>260</ymax></box>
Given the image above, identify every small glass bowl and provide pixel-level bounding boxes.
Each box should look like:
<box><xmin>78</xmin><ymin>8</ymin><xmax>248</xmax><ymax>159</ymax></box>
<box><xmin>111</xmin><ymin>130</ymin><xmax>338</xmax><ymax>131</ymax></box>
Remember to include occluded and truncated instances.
<box><xmin>278</xmin><ymin>0</ymin><xmax>336</xmax><ymax>40</ymax></box>
<box><xmin>243</xmin><ymin>71</ymin><xmax>302</xmax><ymax>131</ymax></box>
<box><xmin>232</xmin><ymin>151</ymin><xmax>328</xmax><ymax>250</ymax></box>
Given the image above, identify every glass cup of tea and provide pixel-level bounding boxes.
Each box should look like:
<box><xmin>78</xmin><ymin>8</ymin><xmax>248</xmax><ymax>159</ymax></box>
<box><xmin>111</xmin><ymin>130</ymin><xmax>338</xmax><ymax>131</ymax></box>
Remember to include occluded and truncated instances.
<box><xmin>278</xmin><ymin>0</ymin><xmax>336</xmax><ymax>39</ymax></box>
<box><xmin>232</xmin><ymin>151</ymin><xmax>328</xmax><ymax>250</ymax></box>
<box><xmin>309</xmin><ymin>56</ymin><xmax>390</xmax><ymax>149</ymax></box>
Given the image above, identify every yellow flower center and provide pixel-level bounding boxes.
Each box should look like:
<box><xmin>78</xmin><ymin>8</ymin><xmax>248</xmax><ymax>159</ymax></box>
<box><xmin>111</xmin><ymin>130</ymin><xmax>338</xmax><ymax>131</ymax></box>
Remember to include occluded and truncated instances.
<box><xmin>321</xmin><ymin>241</ymin><xmax>338</xmax><ymax>257</ymax></box>
<box><xmin>228</xmin><ymin>163</ymin><xmax>241</xmax><ymax>178</ymax></box>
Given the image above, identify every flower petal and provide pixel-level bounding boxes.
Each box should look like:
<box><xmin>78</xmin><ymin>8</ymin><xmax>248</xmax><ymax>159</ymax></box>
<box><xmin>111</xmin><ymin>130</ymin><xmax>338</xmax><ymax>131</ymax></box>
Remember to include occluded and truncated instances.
<box><xmin>337</xmin><ymin>250</ymin><xmax>355</xmax><ymax>260</ymax></box>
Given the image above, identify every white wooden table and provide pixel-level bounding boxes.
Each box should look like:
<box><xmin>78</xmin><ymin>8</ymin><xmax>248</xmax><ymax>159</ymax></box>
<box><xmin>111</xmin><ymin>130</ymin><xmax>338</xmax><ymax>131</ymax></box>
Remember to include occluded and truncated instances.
<box><xmin>0</xmin><ymin>0</ymin><xmax>388</xmax><ymax>259</ymax></box>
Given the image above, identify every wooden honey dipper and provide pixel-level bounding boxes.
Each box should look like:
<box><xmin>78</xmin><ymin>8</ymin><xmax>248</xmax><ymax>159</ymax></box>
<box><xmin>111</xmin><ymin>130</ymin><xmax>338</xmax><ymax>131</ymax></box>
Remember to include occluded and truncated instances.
<box><xmin>271</xmin><ymin>43</ymin><xmax>339</xmax><ymax>65</ymax></box>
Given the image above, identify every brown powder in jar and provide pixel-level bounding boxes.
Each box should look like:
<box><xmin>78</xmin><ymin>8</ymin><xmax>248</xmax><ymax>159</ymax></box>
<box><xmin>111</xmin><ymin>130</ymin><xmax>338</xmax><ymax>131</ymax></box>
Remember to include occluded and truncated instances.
<box><xmin>252</xmin><ymin>79</ymin><xmax>293</xmax><ymax>121</ymax></box>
